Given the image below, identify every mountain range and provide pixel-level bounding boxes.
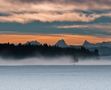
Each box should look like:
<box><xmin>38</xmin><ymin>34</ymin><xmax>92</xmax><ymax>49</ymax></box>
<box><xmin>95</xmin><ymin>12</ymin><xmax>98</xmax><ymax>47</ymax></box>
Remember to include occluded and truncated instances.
<box><xmin>83</xmin><ymin>40</ymin><xmax>111</xmax><ymax>56</ymax></box>
<box><xmin>23</xmin><ymin>39</ymin><xmax>111</xmax><ymax>56</ymax></box>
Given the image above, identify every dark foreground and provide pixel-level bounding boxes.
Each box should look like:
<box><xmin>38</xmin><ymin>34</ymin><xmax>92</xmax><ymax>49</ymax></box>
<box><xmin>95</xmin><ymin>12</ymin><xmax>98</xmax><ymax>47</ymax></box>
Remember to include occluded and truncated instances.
<box><xmin>0</xmin><ymin>43</ymin><xmax>98</xmax><ymax>60</ymax></box>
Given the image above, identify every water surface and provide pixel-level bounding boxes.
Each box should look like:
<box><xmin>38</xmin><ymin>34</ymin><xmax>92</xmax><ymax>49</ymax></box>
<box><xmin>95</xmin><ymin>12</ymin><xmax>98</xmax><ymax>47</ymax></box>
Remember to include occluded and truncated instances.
<box><xmin>0</xmin><ymin>65</ymin><xmax>111</xmax><ymax>90</ymax></box>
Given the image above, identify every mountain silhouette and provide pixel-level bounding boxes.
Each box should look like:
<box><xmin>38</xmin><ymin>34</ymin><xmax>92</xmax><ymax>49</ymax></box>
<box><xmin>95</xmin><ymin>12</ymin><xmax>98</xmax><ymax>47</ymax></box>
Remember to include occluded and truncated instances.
<box><xmin>83</xmin><ymin>40</ymin><xmax>111</xmax><ymax>56</ymax></box>
<box><xmin>55</xmin><ymin>39</ymin><xmax>68</xmax><ymax>48</ymax></box>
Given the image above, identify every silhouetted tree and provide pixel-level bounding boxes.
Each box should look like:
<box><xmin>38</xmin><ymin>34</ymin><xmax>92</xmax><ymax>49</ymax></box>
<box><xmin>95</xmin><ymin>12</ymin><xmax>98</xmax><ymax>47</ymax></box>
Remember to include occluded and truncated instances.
<box><xmin>0</xmin><ymin>43</ymin><xmax>99</xmax><ymax>61</ymax></box>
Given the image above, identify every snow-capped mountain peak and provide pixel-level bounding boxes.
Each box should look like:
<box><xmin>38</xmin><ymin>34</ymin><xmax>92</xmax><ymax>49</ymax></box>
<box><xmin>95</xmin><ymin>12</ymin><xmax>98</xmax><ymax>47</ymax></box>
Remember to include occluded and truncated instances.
<box><xmin>25</xmin><ymin>41</ymin><xmax>41</xmax><ymax>46</ymax></box>
<box><xmin>55</xmin><ymin>39</ymin><xmax>68</xmax><ymax>48</ymax></box>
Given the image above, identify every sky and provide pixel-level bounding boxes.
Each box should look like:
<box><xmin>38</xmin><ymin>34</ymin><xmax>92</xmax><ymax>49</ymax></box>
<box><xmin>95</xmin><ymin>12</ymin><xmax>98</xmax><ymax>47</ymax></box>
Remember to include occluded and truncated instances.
<box><xmin>0</xmin><ymin>0</ymin><xmax>111</xmax><ymax>45</ymax></box>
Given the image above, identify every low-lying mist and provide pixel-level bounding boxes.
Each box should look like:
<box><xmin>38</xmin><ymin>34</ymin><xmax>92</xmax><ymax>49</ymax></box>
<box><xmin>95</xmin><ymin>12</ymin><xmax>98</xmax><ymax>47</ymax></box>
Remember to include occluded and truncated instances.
<box><xmin>77</xmin><ymin>56</ymin><xmax>111</xmax><ymax>65</ymax></box>
<box><xmin>0</xmin><ymin>56</ymin><xmax>75</xmax><ymax>66</ymax></box>
<box><xmin>0</xmin><ymin>56</ymin><xmax>111</xmax><ymax>66</ymax></box>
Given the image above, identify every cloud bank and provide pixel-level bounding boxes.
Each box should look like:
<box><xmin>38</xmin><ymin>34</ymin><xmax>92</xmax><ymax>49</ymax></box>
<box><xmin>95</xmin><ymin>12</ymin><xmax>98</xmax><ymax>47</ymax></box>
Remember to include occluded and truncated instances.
<box><xmin>0</xmin><ymin>0</ymin><xmax>111</xmax><ymax>37</ymax></box>
<box><xmin>0</xmin><ymin>57</ymin><xmax>75</xmax><ymax>65</ymax></box>
<box><xmin>0</xmin><ymin>56</ymin><xmax>111</xmax><ymax>65</ymax></box>
<box><xmin>0</xmin><ymin>0</ymin><xmax>111</xmax><ymax>23</ymax></box>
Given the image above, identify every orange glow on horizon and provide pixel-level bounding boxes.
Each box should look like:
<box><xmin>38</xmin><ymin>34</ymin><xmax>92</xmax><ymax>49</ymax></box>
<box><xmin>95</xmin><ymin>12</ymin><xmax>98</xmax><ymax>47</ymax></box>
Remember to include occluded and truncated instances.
<box><xmin>0</xmin><ymin>34</ymin><xmax>111</xmax><ymax>45</ymax></box>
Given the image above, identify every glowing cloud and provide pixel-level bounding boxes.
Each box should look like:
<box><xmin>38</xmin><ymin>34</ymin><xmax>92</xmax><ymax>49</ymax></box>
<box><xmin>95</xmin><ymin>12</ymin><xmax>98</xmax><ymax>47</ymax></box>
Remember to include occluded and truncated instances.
<box><xmin>0</xmin><ymin>0</ymin><xmax>111</xmax><ymax>23</ymax></box>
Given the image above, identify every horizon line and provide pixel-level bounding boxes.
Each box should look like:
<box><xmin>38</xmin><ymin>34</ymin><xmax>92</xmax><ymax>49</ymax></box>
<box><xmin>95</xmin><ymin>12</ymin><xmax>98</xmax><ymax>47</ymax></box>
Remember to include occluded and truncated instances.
<box><xmin>0</xmin><ymin>39</ymin><xmax>111</xmax><ymax>46</ymax></box>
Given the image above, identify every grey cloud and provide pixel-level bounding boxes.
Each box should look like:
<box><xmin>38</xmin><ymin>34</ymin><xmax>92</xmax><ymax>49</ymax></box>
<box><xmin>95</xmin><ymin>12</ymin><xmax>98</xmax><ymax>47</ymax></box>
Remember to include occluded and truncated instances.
<box><xmin>9</xmin><ymin>0</ymin><xmax>111</xmax><ymax>4</ymax></box>
<box><xmin>0</xmin><ymin>13</ymin><xmax>10</xmax><ymax>16</ymax></box>
<box><xmin>75</xmin><ymin>9</ymin><xmax>111</xmax><ymax>15</ymax></box>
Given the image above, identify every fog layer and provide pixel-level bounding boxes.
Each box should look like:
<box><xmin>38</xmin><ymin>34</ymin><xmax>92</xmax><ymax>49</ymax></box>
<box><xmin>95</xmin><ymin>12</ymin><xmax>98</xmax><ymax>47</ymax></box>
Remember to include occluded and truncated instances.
<box><xmin>0</xmin><ymin>56</ymin><xmax>111</xmax><ymax>65</ymax></box>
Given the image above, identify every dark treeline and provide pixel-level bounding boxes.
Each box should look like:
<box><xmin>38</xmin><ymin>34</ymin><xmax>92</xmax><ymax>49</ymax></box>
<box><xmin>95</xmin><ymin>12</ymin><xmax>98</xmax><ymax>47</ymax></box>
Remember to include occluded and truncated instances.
<box><xmin>0</xmin><ymin>43</ymin><xmax>99</xmax><ymax>61</ymax></box>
